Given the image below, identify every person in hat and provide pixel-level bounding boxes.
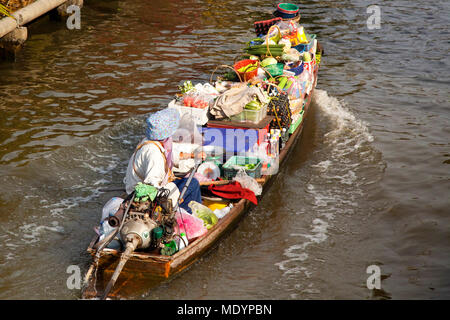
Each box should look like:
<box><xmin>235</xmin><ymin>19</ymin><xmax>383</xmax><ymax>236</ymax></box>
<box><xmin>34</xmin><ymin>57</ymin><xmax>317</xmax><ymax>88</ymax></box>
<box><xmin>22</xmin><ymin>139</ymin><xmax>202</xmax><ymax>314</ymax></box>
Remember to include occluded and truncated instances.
<box><xmin>123</xmin><ymin>108</ymin><xmax>202</xmax><ymax>214</ymax></box>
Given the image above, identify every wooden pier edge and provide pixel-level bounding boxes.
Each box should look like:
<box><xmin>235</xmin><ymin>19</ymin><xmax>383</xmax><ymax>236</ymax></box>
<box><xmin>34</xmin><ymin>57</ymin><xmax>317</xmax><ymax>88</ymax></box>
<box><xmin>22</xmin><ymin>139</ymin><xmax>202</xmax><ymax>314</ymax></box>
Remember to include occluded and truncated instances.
<box><xmin>0</xmin><ymin>0</ymin><xmax>83</xmax><ymax>58</ymax></box>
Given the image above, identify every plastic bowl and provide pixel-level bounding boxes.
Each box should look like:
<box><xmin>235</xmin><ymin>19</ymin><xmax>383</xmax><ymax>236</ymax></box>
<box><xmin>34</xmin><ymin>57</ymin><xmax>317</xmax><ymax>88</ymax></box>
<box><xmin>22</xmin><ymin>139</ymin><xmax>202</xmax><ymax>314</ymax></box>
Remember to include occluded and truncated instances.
<box><xmin>277</xmin><ymin>3</ymin><xmax>299</xmax><ymax>14</ymax></box>
<box><xmin>202</xmin><ymin>145</ymin><xmax>225</xmax><ymax>164</ymax></box>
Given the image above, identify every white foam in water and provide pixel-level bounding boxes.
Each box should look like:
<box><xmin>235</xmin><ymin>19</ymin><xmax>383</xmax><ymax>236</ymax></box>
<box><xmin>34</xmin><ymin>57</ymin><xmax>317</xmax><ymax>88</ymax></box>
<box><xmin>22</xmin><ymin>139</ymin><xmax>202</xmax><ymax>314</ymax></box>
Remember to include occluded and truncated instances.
<box><xmin>19</xmin><ymin>221</ymin><xmax>64</xmax><ymax>244</ymax></box>
<box><xmin>313</xmin><ymin>89</ymin><xmax>374</xmax><ymax>146</ymax></box>
<box><xmin>275</xmin><ymin>90</ymin><xmax>381</xmax><ymax>290</ymax></box>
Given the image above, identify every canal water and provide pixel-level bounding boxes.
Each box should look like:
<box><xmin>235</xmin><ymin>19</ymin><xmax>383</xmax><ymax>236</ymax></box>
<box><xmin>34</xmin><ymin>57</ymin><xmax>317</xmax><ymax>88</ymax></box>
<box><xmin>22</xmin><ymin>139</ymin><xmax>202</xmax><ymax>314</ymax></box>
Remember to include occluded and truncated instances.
<box><xmin>0</xmin><ymin>0</ymin><xmax>448</xmax><ymax>299</ymax></box>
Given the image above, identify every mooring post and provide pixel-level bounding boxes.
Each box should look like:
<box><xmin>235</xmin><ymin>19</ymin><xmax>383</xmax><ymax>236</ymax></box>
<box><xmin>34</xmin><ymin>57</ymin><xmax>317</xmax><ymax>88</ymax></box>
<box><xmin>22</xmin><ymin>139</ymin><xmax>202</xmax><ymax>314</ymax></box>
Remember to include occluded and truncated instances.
<box><xmin>0</xmin><ymin>26</ymin><xmax>27</xmax><ymax>60</ymax></box>
<box><xmin>50</xmin><ymin>0</ymin><xmax>83</xmax><ymax>20</ymax></box>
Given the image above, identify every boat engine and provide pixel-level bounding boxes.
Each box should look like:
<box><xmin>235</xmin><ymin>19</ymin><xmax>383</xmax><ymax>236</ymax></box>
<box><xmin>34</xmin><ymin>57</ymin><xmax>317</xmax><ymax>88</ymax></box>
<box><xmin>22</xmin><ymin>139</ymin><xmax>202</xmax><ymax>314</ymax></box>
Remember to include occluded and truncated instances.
<box><xmin>108</xmin><ymin>187</ymin><xmax>178</xmax><ymax>253</ymax></box>
<box><xmin>100</xmin><ymin>187</ymin><xmax>177</xmax><ymax>299</ymax></box>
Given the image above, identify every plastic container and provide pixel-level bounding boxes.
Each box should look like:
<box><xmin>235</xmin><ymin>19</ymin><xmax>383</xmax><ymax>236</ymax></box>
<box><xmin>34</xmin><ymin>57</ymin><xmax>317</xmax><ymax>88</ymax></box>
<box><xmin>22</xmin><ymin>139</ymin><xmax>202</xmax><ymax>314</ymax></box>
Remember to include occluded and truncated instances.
<box><xmin>222</xmin><ymin>156</ymin><xmax>262</xmax><ymax>180</ymax></box>
<box><xmin>229</xmin><ymin>103</ymin><xmax>267</xmax><ymax>124</ymax></box>
<box><xmin>292</xmin><ymin>34</ymin><xmax>316</xmax><ymax>53</ymax></box>
<box><xmin>287</xmin><ymin>61</ymin><xmax>304</xmax><ymax>76</ymax></box>
<box><xmin>277</xmin><ymin>3</ymin><xmax>300</xmax><ymax>15</ymax></box>
<box><xmin>168</xmin><ymin>100</ymin><xmax>209</xmax><ymax>125</ymax></box>
<box><xmin>233</xmin><ymin>59</ymin><xmax>259</xmax><ymax>82</ymax></box>
<box><xmin>204</xmin><ymin>201</ymin><xmax>228</xmax><ymax>212</ymax></box>
<box><xmin>197</xmin><ymin>161</ymin><xmax>221</xmax><ymax>180</ymax></box>
<box><xmin>254</xmin><ymin>17</ymin><xmax>282</xmax><ymax>36</ymax></box>
<box><xmin>214</xmin><ymin>204</ymin><xmax>233</xmax><ymax>219</ymax></box>
<box><xmin>177</xmin><ymin>233</ymin><xmax>188</xmax><ymax>251</ymax></box>
<box><xmin>264</xmin><ymin>63</ymin><xmax>285</xmax><ymax>78</ymax></box>
<box><xmin>202</xmin><ymin>145</ymin><xmax>225</xmax><ymax>165</ymax></box>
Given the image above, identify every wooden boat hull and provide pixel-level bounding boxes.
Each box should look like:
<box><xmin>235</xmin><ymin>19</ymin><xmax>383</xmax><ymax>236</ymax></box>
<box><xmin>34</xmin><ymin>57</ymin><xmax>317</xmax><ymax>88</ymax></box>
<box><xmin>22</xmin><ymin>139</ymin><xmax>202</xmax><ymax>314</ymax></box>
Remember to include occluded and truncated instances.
<box><xmin>82</xmin><ymin>65</ymin><xmax>320</xmax><ymax>299</ymax></box>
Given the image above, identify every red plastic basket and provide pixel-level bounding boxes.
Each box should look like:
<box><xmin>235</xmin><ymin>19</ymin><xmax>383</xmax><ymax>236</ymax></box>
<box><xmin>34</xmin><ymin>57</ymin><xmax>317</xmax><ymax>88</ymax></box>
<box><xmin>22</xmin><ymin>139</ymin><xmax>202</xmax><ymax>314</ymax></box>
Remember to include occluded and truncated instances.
<box><xmin>233</xmin><ymin>59</ymin><xmax>259</xmax><ymax>82</ymax></box>
<box><xmin>253</xmin><ymin>17</ymin><xmax>282</xmax><ymax>36</ymax></box>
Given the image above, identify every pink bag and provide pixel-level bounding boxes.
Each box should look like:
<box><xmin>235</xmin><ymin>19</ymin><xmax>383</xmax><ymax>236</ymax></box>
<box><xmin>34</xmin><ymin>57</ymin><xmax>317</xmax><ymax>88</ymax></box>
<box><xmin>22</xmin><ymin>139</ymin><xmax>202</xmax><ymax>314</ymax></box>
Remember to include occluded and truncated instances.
<box><xmin>175</xmin><ymin>208</ymin><xmax>208</xmax><ymax>240</ymax></box>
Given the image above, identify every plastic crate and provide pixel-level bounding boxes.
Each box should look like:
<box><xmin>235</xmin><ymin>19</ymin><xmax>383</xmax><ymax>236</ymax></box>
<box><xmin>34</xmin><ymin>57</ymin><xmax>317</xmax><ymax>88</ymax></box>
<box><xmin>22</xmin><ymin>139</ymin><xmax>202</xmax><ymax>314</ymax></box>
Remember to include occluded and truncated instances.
<box><xmin>168</xmin><ymin>100</ymin><xmax>209</xmax><ymax>125</ymax></box>
<box><xmin>229</xmin><ymin>103</ymin><xmax>267</xmax><ymax>124</ymax></box>
<box><xmin>254</xmin><ymin>17</ymin><xmax>282</xmax><ymax>36</ymax></box>
<box><xmin>222</xmin><ymin>156</ymin><xmax>262</xmax><ymax>180</ymax></box>
<box><xmin>292</xmin><ymin>34</ymin><xmax>316</xmax><ymax>53</ymax></box>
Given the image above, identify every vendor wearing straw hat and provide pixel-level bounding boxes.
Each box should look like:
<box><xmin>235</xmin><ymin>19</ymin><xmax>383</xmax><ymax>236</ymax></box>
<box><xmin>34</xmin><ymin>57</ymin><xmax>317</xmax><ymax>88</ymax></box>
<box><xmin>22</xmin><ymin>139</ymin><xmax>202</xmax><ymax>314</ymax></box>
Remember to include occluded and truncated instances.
<box><xmin>123</xmin><ymin>108</ymin><xmax>202</xmax><ymax>214</ymax></box>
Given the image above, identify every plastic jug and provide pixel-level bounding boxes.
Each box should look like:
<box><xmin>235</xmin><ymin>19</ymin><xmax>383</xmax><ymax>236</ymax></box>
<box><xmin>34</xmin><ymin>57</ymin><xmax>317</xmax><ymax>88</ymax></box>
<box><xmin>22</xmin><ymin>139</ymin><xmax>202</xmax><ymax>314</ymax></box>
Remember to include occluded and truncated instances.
<box><xmin>177</xmin><ymin>232</ymin><xmax>189</xmax><ymax>251</ymax></box>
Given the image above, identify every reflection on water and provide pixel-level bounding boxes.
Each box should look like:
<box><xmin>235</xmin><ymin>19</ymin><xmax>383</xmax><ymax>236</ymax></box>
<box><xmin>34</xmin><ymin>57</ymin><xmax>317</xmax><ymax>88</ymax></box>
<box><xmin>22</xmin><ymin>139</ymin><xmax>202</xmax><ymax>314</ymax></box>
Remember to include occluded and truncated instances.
<box><xmin>0</xmin><ymin>0</ymin><xmax>449</xmax><ymax>299</ymax></box>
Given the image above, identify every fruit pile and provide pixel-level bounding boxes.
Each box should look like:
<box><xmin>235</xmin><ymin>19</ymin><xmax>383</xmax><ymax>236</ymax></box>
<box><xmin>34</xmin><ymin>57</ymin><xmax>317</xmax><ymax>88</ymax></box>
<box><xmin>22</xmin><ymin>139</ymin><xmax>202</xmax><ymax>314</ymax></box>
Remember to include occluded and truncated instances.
<box><xmin>183</xmin><ymin>94</ymin><xmax>209</xmax><ymax>109</ymax></box>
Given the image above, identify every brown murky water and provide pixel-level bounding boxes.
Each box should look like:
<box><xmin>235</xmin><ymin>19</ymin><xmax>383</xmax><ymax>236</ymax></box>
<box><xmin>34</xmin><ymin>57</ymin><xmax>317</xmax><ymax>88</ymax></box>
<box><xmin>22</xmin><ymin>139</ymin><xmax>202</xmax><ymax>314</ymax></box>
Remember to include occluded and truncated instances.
<box><xmin>0</xmin><ymin>0</ymin><xmax>449</xmax><ymax>299</ymax></box>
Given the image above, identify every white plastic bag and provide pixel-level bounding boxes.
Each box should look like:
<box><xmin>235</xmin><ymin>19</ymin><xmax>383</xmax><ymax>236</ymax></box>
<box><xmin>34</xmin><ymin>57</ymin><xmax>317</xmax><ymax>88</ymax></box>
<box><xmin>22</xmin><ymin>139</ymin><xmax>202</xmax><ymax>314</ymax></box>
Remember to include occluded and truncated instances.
<box><xmin>172</xmin><ymin>113</ymin><xmax>203</xmax><ymax>145</ymax></box>
<box><xmin>101</xmin><ymin>197</ymin><xmax>124</xmax><ymax>222</ymax></box>
<box><xmin>233</xmin><ymin>169</ymin><xmax>262</xmax><ymax>196</ymax></box>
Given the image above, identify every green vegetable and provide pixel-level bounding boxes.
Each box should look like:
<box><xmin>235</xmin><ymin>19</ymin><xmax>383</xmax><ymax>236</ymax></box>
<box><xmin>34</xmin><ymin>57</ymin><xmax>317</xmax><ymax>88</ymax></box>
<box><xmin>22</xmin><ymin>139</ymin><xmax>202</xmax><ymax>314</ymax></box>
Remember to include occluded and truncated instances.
<box><xmin>278</xmin><ymin>77</ymin><xmax>288</xmax><ymax>90</ymax></box>
<box><xmin>285</xmin><ymin>79</ymin><xmax>293</xmax><ymax>89</ymax></box>
<box><xmin>244</xmin><ymin>44</ymin><xmax>285</xmax><ymax>57</ymax></box>
<box><xmin>178</xmin><ymin>81</ymin><xmax>194</xmax><ymax>94</ymax></box>
<box><xmin>261</xmin><ymin>57</ymin><xmax>278</xmax><ymax>67</ymax></box>
<box><xmin>223</xmin><ymin>71</ymin><xmax>238</xmax><ymax>81</ymax></box>
<box><xmin>244</xmin><ymin>99</ymin><xmax>261</xmax><ymax>110</ymax></box>
<box><xmin>237</xmin><ymin>63</ymin><xmax>257</xmax><ymax>73</ymax></box>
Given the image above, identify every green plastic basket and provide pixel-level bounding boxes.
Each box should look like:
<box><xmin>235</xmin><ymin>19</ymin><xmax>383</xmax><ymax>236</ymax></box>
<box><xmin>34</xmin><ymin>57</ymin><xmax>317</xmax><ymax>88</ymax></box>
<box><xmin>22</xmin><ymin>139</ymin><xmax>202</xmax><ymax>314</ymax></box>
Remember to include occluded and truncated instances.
<box><xmin>222</xmin><ymin>156</ymin><xmax>262</xmax><ymax>180</ymax></box>
<box><xmin>264</xmin><ymin>63</ymin><xmax>284</xmax><ymax>78</ymax></box>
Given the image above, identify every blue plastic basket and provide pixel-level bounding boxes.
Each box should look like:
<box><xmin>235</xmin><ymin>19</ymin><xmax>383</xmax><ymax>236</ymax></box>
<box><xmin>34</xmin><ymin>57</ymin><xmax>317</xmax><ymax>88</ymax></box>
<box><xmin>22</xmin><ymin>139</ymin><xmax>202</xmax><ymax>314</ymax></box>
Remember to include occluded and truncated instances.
<box><xmin>292</xmin><ymin>34</ymin><xmax>316</xmax><ymax>53</ymax></box>
<box><xmin>287</xmin><ymin>61</ymin><xmax>304</xmax><ymax>76</ymax></box>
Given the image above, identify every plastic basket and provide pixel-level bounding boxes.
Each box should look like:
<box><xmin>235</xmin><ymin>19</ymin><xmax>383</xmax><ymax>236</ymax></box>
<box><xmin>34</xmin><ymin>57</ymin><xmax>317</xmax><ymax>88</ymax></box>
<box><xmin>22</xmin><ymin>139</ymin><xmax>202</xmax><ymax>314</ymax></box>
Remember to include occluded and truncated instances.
<box><xmin>253</xmin><ymin>17</ymin><xmax>282</xmax><ymax>36</ymax></box>
<box><xmin>233</xmin><ymin>59</ymin><xmax>259</xmax><ymax>82</ymax></box>
<box><xmin>287</xmin><ymin>61</ymin><xmax>304</xmax><ymax>76</ymax></box>
<box><xmin>292</xmin><ymin>34</ymin><xmax>316</xmax><ymax>53</ymax></box>
<box><xmin>222</xmin><ymin>156</ymin><xmax>262</xmax><ymax>180</ymax></box>
<box><xmin>229</xmin><ymin>103</ymin><xmax>267</xmax><ymax>124</ymax></box>
<box><xmin>168</xmin><ymin>100</ymin><xmax>209</xmax><ymax>125</ymax></box>
<box><xmin>264</xmin><ymin>63</ymin><xmax>285</xmax><ymax>78</ymax></box>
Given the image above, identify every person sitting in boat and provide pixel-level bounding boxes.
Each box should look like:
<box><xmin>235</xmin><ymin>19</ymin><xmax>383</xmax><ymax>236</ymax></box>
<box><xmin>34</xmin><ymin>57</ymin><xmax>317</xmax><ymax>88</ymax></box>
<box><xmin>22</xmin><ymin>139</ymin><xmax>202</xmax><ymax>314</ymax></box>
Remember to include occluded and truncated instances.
<box><xmin>123</xmin><ymin>108</ymin><xmax>202</xmax><ymax>214</ymax></box>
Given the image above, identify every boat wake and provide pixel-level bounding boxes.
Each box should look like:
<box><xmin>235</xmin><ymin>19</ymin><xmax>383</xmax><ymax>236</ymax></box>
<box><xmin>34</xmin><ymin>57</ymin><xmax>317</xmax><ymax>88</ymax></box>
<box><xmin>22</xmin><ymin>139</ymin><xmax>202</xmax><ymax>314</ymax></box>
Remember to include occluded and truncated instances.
<box><xmin>274</xmin><ymin>89</ymin><xmax>385</xmax><ymax>298</ymax></box>
<box><xmin>0</xmin><ymin>116</ymin><xmax>148</xmax><ymax>298</ymax></box>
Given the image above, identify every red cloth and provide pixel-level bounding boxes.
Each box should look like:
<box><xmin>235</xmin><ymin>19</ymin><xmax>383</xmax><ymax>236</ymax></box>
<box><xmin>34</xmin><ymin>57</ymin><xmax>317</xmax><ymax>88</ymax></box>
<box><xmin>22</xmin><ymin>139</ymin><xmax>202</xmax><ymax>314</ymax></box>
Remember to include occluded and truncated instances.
<box><xmin>208</xmin><ymin>181</ymin><xmax>258</xmax><ymax>205</ymax></box>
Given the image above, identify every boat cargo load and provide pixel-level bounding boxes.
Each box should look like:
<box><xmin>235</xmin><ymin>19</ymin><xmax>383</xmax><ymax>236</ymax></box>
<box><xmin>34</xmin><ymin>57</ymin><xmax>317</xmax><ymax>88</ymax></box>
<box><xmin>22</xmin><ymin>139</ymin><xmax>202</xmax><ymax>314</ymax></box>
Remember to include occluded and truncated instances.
<box><xmin>82</xmin><ymin>2</ymin><xmax>323</xmax><ymax>299</ymax></box>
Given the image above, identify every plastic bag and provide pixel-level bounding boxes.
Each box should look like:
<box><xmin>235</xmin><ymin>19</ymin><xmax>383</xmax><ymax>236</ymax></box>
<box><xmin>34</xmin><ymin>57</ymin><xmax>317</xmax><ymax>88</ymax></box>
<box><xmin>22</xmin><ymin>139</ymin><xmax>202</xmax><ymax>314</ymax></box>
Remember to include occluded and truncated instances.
<box><xmin>276</xmin><ymin>20</ymin><xmax>300</xmax><ymax>36</ymax></box>
<box><xmin>188</xmin><ymin>201</ymin><xmax>218</xmax><ymax>230</ymax></box>
<box><xmin>183</xmin><ymin>83</ymin><xmax>219</xmax><ymax>109</ymax></box>
<box><xmin>101</xmin><ymin>197</ymin><xmax>124</xmax><ymax>222</ymax></box>
<box><xmin>172</xmin><ymin>113</ymin><xmax>203</xmax><ymax>145</ymax></box>
<box><xmin>175</xmin><ymin>208</ymin><xmax>208</xmax><ymax>240</ymax></box>
<box><xmin>233</xmin><ymin>169</ymin><xmax>262</xmax><ymax>196</ymax></box>
<box><xmin>287</xmin><ymin>76</ymin><xmax>304</xmax><ymax>100</ymax></box>
<box><xmin>134</xmin><ymin>183</ymin><xmax>158</xmax><ymax>202</ymax></box>
<box><xmin>194</xmin><ymin>83</ymin><xmax>220</xmax><ymax>97</ymax></box>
